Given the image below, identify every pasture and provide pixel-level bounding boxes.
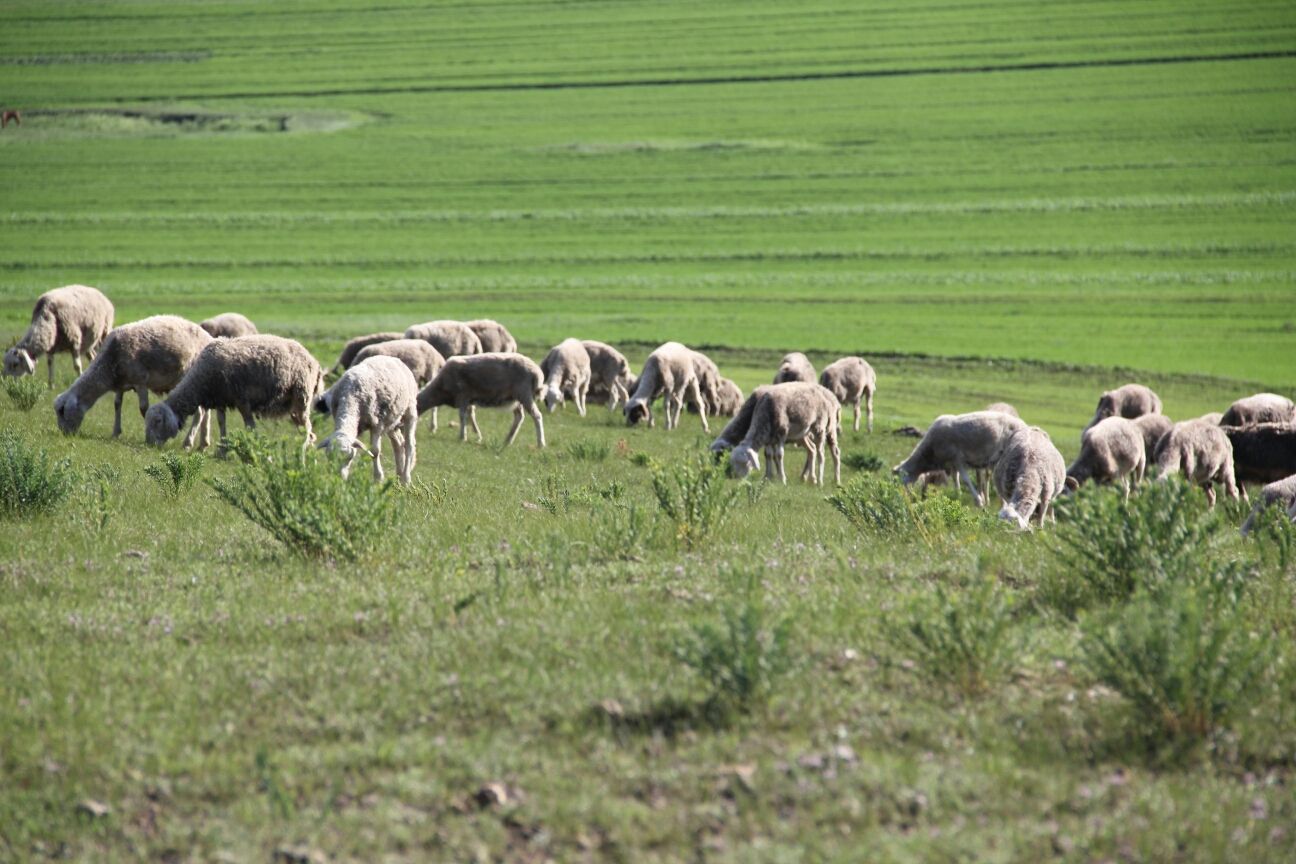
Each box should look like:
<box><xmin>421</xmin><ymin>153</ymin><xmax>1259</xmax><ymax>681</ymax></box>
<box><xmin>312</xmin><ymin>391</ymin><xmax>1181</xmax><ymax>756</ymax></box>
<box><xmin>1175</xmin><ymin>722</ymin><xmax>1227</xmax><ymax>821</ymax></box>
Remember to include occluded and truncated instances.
<box><xmin>1</xmin><ymin>0</ymin><xmax>1295</xmax><ymax>860</ymax></box>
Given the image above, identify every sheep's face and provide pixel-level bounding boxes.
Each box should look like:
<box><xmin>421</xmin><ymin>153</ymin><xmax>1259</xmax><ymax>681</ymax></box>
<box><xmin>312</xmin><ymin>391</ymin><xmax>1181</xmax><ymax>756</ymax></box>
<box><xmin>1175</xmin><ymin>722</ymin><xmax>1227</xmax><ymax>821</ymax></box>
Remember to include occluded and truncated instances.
<box><xmin>731</xmin><ymin>445</ymin><xmax>760</xmax><ymax>479</ymax></box>
<box><xmin>53</xmin><ymin>392</ymin><xmax>86</xmax><ymax>434</ymax></box>
<box><xmin>892</xmin><ymin>464</ymin><xmax>915</xmax><ymax>485</ymax></box>
<box><xmin>625</xmin><ymin>400</ymin><xmax>650</xmax><ymax>427</ymax></box>
<box><xmin>3</xmin><ymin>348</ymin><xmax>35</xmax><ymax>377</ymax></box>
<box><xmin>998</xmin><ymin>503</ymin><xmax>1030</xmax><ymax>530</ymax></box>
<box><xmin>544</xmin><ymin>384</ymin><xmax>564</xmax><ymax>413</ymax></box>
<box><xmin>144</xmin><ymin>404</ymin><xmax>180</xmax><ymax>445</ymax></box>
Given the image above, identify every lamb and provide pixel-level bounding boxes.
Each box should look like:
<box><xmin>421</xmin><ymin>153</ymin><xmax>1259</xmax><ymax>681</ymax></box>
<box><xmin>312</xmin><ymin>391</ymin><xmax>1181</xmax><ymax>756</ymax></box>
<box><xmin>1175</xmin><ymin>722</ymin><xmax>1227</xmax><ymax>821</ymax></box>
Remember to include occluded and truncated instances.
<box><xmin>624</xmin><ymin>342</ymin><xmax>708</xmax><ymax>432</ymax></box>
<box><xmin>1239</xmin><ymin>474</ymin><xmax>1296</xmax><ymax>536</ymax></box>
<box><xmin>1085</xmin><ymin>383</ymin><xmax>1162</xmax><ymax>429</ymax></box>
<box><xmin>144</xmin><ymin>335</ymin><xmax>324</xmax><ymax>453</ymax></box>
<box><xmin>54</xmin><ymin>315</ymin><xmax>212</xmax><ymax>443</ymax></box>
<box><xmin>415</xmin><ymin>352</ymin><xmax>545</xmax><ymax>448</ymax></box>
<box><xmin>1065</xmin><ymin>416</ymin><xmax>1146</xmax><ymax>498</ymax></box>
<box><xmin>711</xmin><ymin>377</ymin><xmax>744</xmax><ymax>417</ymax></box>
<box><xmin>1154</xmin><ymin>419</ymin><xmax>1240</xmax><ymax>506</ymax></box>
<box><xmin>1220</xmin><ymin>393</ymin><xmax>1296</xmax><ymax>427</ymax></box>
<box><xmin>1224</xmin><ymin>424</ymin><xmax>1296</xmax><ymax>486</ymax></box>
<box><xmin>994</xmin><ymin>426</ymin><xmax>1070</xmax><ymax>529</ymax></box>
<box><xmin>540</xmin><ymin>338</ymin><xmax>592</xmax><ymax>415</ymax></box>
<box><xmin>404</xmin><ymin>320</ymin><xmax>482</xmax><ymax>359</ymax></box>
<box><xmin>1133</xmin><ymin>413</ymin><xmax>1173</xmax><ymax>458</ymax></box>
<box><xmin>773</xmin><ymin>352</ymin><xmax>816</xmax><ymax>384</ymax></box>
<box><xmin>581</xmin><ymin>340</ymin><xmax>631</xmax><ymax>410</ymax></box>
<box><xmin>316</xmin><ymin>356</ymin><xmax>418</xmax><ymax>484</ymax></box>
<box><xmin>465</xmin><ymin>319</ymin><xmax>517</xmax><ymax>354</ymax></box>
<box><xmin>199</xmin><ymin>312</ymin><xmax>257</xmax><ymax>339</ymax></box>
<box><xmin>985</xmin><ymin>402</ymin><xmax>1019</xmax><ymax>418</ymax></box>
<box><xmin>818</xmin><ymin>356</ymin><xmax>877</xmax><ymax>432</ymax></box>
<box><xmin>4</xmin><ymin>285</ymin><xmax>114</xmax><ymax>388</ymax></box>
<box><xmin>730</xmin><ymin>383</ymin><xmax>841</xmax><ymax>485</ymax></box>
<box><xmin>893</xmin><ymin>411</ymin><xmax>1028</xmax><ymax>506</ymax></box>
<box><xmin>332</xmin><ymin>331</ymin><xmax>404</xmax><ymax>373</ymax></box>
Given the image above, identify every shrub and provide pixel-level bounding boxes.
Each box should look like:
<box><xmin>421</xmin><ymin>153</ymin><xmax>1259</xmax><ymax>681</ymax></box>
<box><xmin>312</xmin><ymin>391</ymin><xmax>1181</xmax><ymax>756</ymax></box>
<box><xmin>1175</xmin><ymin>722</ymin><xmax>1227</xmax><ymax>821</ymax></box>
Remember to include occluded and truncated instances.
<box><xmin>843</xmin><ymin>451</ymin><xmax>886</xmax><ymax>472</ymax></box>
<box><xmin>565</xmin><ymin>439</ymin><xmax>611</xmax><ymax>462</ymax></box>
<box><xmin>827</xmin><ymin>474</ymin><xmax>982</xmax><ymax>542</ymax></box>
<box><xmin>2</xmin><ymin>376</ymin><xmax>43</xmax><ymax>412</ymax></box>
<box><xmin>592</xmin><ymin>500</ymin><xmax>656</xmax><ymax>561</ymax></box>
<box><xmin>0</xmin><ymin>430</ymin><xmax>76</xmax><ymax>518</ymax></box>
<box><xmin>651</xmin><ymin>454</ymin><xmax>744</xmax><ymax>549</ymax></box>
<box><xmin>1249</xmin><ymin>504</ymin><xmax>1296</xmax><ymax>573</ymax></box>
<box><xmin>208</xmin><ymin>433</ymin><xmax>397</xmax><ymax>560</ymax></box>
<box><xmin>75</xmin><ymin>466</ymin><xmax>119</xmax><ymax>535</ymax></box>
<box><xmin>143</xmin><ymin>451</ymin><xmax>205</xmax><ymax>498</ymax></box>
<box><xmin>891</xmin><ymin>577</ymin><xmax>1017</xmax><ymax>697</ymax></box>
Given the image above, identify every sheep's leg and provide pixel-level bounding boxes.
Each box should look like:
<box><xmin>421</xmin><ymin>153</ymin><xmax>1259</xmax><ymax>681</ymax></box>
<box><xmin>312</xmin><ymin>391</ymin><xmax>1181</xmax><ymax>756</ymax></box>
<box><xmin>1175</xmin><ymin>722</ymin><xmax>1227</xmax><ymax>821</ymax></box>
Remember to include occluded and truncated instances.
<box><xmin>1204</xmin><ymin>483</ymin><xmax>1217</xmax><ymax>508</ymax></box>
<box><xmin>340</xmin><ymin>447</ymin><xmax>358</xmax><ymax>479</ymax></box>
<box><xmin>389</xmin><ymin>431</ymin><xmax>406</xmax><ymax>484</ymax></box>
<box><xmin>1223</xmin><ymin>463</ymin><xmax>1241</xmax><ymax>502</ymax></box>
<box><xmin>817</xmin><ymin>436</ymin><xmax>828</xmax><ymax>485</ymax></box>
<box><xmin>458</xmin><ymin>406</ymin><xmax>470</xmax><ymax>442</ymax></box>
<box><xmin>112</xmin><ymin>391</ymin><xmax>124</xmax><ymax>438</ymax></box>
<box><xmin>575</xmin><ymin>380</ymin><xmax>588</xmax><ymax>417</ymax></box>
<box><xmin>46</xmin><ymin>354</ymin><xmax>55</xmax><ymax>389</ymax></box>
<box><xmin>801</xmin><ymin>445</ymin><xmax>815</xmax><ymax>482</ymax></box>
<box><xmin>530</xmin><ymin>401</ymin><xmax>546</xmax><ymax>448</ymax></box>
<box><xmin>469</xmin><ymin>406</ymin><xmax>482</xmax><ymax>442</ymax></box>
<box><xmin>958</xmin><ymin>463</ymin><xmax>985</xmax><ymax>506</ymax></box>
<box><xmin>830</xmin><ymin>430</ymin><xmax>841</xmax><ymax>485</ymax></box>
<box><xmin>370</xmin><ymin>430</ymin><xmax>384</xmax><ymax>481</ymax></box>
<box><xmin>776</xmin><ymin>442</ymin><xmax>788</xmax><ymax>484</ymax></box>
<box><xmin>866</xmin><ymin>388</ymin><xmax>874</xmax><ymax>433</ymax></box>
<box><xmin>853</xmin><ymin>398</ymin><xmax>862</xmax><ymax>433</ymax></box>
<box><xmin>181</xmin><ymin>409</ymin><xmax>206</xmax><ymax>450</ymax></box>
<box><xmin>686</xmin><ymin>379</ymin><xmax>709</xmax><ymax>432</ymax></box>
<box><xmin>1121</xmin><ymin>476</ymin><xmax>1130</xmax><ymax>501</ymax></box>
<box><xmin>429</xmin><ymin>406</ymin><xmax>439</xmax><ymax>434</ymax></box>
<box><xmin>399</xmin><ymin>412</ymin><xmax>417</xmax><ymax>483</ymax></box>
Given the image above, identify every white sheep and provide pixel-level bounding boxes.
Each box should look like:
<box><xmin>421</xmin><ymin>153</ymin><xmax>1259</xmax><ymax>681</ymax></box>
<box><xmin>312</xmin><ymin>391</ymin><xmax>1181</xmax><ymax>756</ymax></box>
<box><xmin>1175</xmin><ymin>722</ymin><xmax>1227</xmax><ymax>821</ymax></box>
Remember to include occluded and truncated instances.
<box><xmin>465</xmin><ymin>319</ymin><xmax>517</xmax><ymax>354</ymax></box>
<box><xmin>540</xmin><ymin>338</ymin><xmax>592</xmax><ymax>415</ymax></box>
<box><xmin>332</xmin><ymin>331</ymin><xmax>404</xmax><ymax>373</ymax></box>
<box><xmin>54</xmin><ymin>315</ymin><xmax>212</xmax><ymax>444</ymax></box>
<box><xmin>624</xmin><ymin>342</ymin><xmax>709</xmax><ymax>432</ymax></box>
<box><xmin>415</xmin><ymin>352</ymin><xmax>545</xmax><ymax>448</ymax></box>
<box><xmin>1155</xmin><ymin>419</ymin><xmax>1240</xmax><ymax>506</ymax></box>
<box><xmin>581</xmin><ymin>340</ymin><xmax>631</xmax><ymax>410</ymax></box>
<box><xmin>689</xmin><ymin>349</ymin><xmax>723</xmax><ymax>415</ymax></box>
<box><xmin>818</xmin><ymin>356</ymin><xmax>877</xmax><ymax>432</ymax></box>
<box><xmin>1240</xmin><ymin>474</ymin><xmax>1296</xmax><ymax>536</ymax></box>
<box><xmin>1220</xmin><ymin>393</ymin><xmax>1296</xmax><ymax>427</ymax></box>
<box><xmin>317</xmin><ymin>356</ymin><xmax>418</xmax><ymax>484</ymax></box>
<box><xmin>994</xmin><ymin>426</ymin><xmax>1069</xmax><ymax>529</ymax></box>
<box><xmin>4</xmin><ymin>285</ymin><xmax>114</xmax><ymax>388</ymax></box>
<box><xmin>404</xmin><ymin>320</ymin><xmax>483</xmax><ymax>359</ymax></box>
<box><xmin>199</xmin><ymin>312</ymin><xmax>258</xmax><ymax>339</ymax></box>
<box><xmin>349</xmin><ymin>337</ymin><xmax>446</xmax><ymax>432</ymax></box>
<box><xmin>145</xmin><ymin>335</ymin><xmax>324</xmax><ymax>454</ymax></box>
<box><xmin>711</xmin><ymin>377</ymin><xmax>744</xmax><ymax>417</ymax></box>
<box><xmin>1085</xmin><ymin>383</ymin><xmax>1162</xmax><ymax>429</ymax></box>
<box><xmin>773</xmin><ymin>352</ymin><xmax>816</xmax><ymax>384</ymax></box>
<box><xmin>985</xmin><ymin>402</ymin><xmax>1019</xmax><ymax>418</ymax></box>
<box><xmin>1066</xmin><ymin>416</ymin><xmax>1146</xmax><ymax>498</ymax></box>
<box><xmin>710</xmin><ymin>385</ymin><xmax>828</xmax><ymax>483</ymax></box>
<box><xmin>1133</xmin><ymin>413</ymin><xmax>1173</xmax><ymax>457</ymax></box>
<box><xmin>731</xmin><ymin>383</ymin><xmax>841</xmax><ymax>485</ymax></box>
<box><xmin>893</xmin><ymin>411</ymin><xmax>1028</xmax><ymax>506</ymax></box>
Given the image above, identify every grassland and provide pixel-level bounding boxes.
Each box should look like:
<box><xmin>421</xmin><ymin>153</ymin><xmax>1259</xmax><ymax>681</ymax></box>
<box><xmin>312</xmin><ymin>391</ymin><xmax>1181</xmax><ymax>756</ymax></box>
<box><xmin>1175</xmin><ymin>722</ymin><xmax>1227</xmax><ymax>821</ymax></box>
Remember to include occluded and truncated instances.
<box><xmin>1</xmin><ymin>1</ymin><xmax>1295</xmax><ymax>861</ymax></box>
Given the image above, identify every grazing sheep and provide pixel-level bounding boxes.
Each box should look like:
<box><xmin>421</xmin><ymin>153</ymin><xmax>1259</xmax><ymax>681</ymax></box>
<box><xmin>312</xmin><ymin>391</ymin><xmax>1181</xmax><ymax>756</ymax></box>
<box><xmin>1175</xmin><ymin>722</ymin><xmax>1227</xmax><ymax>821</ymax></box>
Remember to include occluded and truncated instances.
<box><xmin>540</xmin><ymin>338</ymin><xmax>592</xmax><ymax>415</ymax></box>
<box><xmin>1155</xmin><ymin>419</ymin><xmax>1240</xmax><ymax>506</ymax></box>
<box><xmin>773</xmin><ymin>352</ymin><xmax>816</xmax><ymax>385</ymax></box>
<box><xmin>1085</xmin><ymin>383</ymin><xmax>1162</xmax><ymax>429</ymax></box>
<box><xmin>1198</xmin><ymin>412</ymin><xmax>1225</xmax><ymax>425</ymax></box>
<box><xmin>1220</xmin><ymin>393</ymin><xmax>1296</xmax><ymax>427</ymax></box>
<box><xmin>465</xmin><ymin>319</ymin><xmax>517</xmax><ymax>354</ymax></box>
<box><xmin>145</xmin><ymin>335</ymin><xmax>324</xmax><ymax>453</ymax></box>
<box><xmin>317</xmin><ymin>356</ymin><xmax>418</xmax><ymax>484</ymax></box>
<box><xmin>404</xmin><ymin>320</ymin><xmax>482</xmax><ymax>359</ymax></box>
<box><xmin>199</xmin><ymin>312</ymin><xmax>257</xmax><ymax>339</ymax></box>
<box><xmin>352</xmin><ymin>339</ymin><xmax>444</xmax><ymax>386</ymax></box>
<box><xmin>54</xmin><ymin>315</ymin><xmax>212</xmax><ymax>443</ymax></box>
<box><xmin>581</xmin><ymin>340</ymin><xmax>632</xmax><ymax>410</ymax></box>
<box><xmin>711</xmin><ymin>377</ymin><xmax>744</xmax><ymax>417</ymax></box>
<box><xmin>994</xmin><ymin>426</ymin><xmax>1069</xmax><ymax>529</ymax></box>
<box><xmin>730</xmin><ymin>383</ymin><xmax>841</xmax><ymax>485</ymax></box>
<box><xmin>818</xmin><ymin>356</ymin><xmax>877</xmax><ymax>433</ymax></box>
<box><xmin>415</xmin><ymin>352</ymin><xmax>545</xmax><ymax>448</ymax></box>
<box><xmin>689</xmin><ymin>349</ymin><xmax>723</xmax><ymax>414</ymax></box>
<box><xmin>710</xmin><ymin>386</ymin><xmax>773</xmax><ymax>453</ymax></box>
<box><xmin>1133</xmin><ymin>413</ymin><xmax>1174</xmax><ymax>458</ymax></box>
<box><xmin>1240</xmin><ymin>474</ymin><xmax>1296</xmax><ymax>536</ymax></box>
<box><xmin>624</xmin><ymin>342</ymin><xmax>708</xmax><ymax>432</ymax></box>
<box><xmin>1224</xmin><ymin>423</ymin><xmax>1296</xmax><ymax>486</ymax></box>
<box><xmin>4</xmin><ymin>285</ymin><xmax>114</xmax><ymax>388</ymax></box>
<box><xmin>893</xmin><ymin>411</ymin><xmax>1028</xmax><ymax>506</ymax></box>
<box><xmin>332</xmin><ymin>331</ymin><xmax>403</xmax><ymax>373</ymax></box>
<box><xmin>1066</xmin><ymin>416</ymin><xmax>1146</xmax><ymax>498</ymax></box>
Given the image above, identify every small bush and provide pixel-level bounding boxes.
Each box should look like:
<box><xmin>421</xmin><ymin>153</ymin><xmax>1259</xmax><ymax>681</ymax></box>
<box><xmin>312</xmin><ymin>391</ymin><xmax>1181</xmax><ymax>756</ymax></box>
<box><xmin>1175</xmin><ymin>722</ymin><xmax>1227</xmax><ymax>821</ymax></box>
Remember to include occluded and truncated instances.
<box><xmin>208</xmin><ymin>433</ymin><xmax>397</xmax><ymax>560</ymax></box>
<box><xmin>0</xmin><ymin>430</ymin><xmax>76</xmax><ymax>518</ymax></box>
<box><xmin>565</xmin><ymin>439</ymin><xmax>611</xmax><ymax>462</ymax></box>
<box><xmin>143</xmin><ymin>451</ymin><xmax>205</xmax><ymax>498</ymax></box>
<box><xmin>3</xmin><ymin>376</ymin><xmax>43</xmax><ymax>412</ymax></box>
<box><xmin>843</xmin><ymin>451</ymin><xmax>886</xmax><ymax>472</ymax></box>
<box><xmin>1081</xmin><ymin>575</ymin><xmax>1271</xmax><ymax>756</ymax></box>
<box><xmin>827</xmin><ymin>474</ymin><xmax>982</xmax><ymax>542</ymax></box>
<box><xmin>651</xmin><ymin>454</ymin><xmax>744</xmax><ymax>549</ymax></box>
<box><xmin>1249</xmin><ymin>504</ymin><xmax>1296</xmax><ymax>573</ymax></box>
<box><xmin>74</xmin><ymin>466</ymin><xmax>119</xmax><ymax>535</ymax></box>
<box><xmin>592</xmin><ymin>500</ymin><xmax>656</xmax><ymax>561</ymax></box>
<box><xmin>891</xmin><ymin>577</ymin><xmax>1017</xmax><ymax>697</ymax></box>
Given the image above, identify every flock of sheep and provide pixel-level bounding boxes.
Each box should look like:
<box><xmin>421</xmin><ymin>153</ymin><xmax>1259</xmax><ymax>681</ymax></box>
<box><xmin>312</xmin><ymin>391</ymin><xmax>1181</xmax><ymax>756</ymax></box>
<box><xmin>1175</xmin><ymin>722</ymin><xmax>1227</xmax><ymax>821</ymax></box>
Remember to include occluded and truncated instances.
<box><xmin>4</xmin><ymin>284</ymin><xmax>1295</xmax><ymax>533</ymax></box>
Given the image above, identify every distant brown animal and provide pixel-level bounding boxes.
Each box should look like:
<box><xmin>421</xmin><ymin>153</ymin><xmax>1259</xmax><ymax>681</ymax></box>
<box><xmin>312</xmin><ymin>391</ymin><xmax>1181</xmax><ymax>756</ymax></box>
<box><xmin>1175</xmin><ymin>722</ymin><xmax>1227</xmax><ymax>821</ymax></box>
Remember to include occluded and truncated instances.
<box><xmin>1</xmin><ymin>110</ymin><xmax>20</xmax><ymax>129</ymax></box>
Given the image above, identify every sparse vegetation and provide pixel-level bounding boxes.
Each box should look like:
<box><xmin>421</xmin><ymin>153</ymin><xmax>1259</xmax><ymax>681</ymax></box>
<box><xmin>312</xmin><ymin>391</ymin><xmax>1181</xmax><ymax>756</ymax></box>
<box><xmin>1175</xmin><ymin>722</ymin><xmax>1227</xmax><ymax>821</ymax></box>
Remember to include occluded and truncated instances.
<box><xmin>143</xmin><ymin>450</ymin><xmax>205</xmax><ymax>498</ymax></box>
<box><xmin>2</xmin><ymin>376</ymin><xmax>44</xmax><ymax>412</ymax></box>
<box><xmin>651</xmin><ymin>453</ymin><xmax>745</xmax><ymax>549</ymax></box>
<box><xmin>0</xmin><ymin>429</ymin><xmax>76</xmax><ymax>518</ymax></box>
<box><xmin>891</xmin><ymin>576</ymin><xmax>1018</xmax><ymax>697</ymax></box>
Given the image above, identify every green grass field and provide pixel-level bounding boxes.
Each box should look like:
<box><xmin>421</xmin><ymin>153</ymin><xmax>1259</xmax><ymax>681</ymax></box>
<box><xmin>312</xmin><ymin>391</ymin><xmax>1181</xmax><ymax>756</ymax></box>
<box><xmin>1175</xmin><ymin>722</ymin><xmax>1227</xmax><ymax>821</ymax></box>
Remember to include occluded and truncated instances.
<box><xmin>2</xmin><ymin>1</ymin><xmax>1295</xmax><ymax>861</ymax></box>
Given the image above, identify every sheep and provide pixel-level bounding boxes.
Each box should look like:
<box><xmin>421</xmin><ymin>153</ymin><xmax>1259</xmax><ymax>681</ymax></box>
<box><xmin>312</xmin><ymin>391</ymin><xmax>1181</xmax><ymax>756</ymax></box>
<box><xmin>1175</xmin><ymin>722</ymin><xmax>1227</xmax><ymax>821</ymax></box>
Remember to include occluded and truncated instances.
<box><xmin>994</xmin><ymin>426</ymin><xmax>1070</xmax><ymax>529</ymax></box>
<box><xmin>144</xmin><ymin>335</ymin><xmax>324</xmax><ymax>454</ymax></box>
<box><xmin>624</xmin><ymin>342</ymin><xmax>708</xmax><ymax>432</ymax></box>
<box><xmin>581</xmin><ymin>340</ymin><xmax>631</xmax><ymax>410</ymax></box>
<box><xmin>404</xmin><ymin>320</ymin><xmax>482</xmax><ymax>359</ymax></box>
<box><xmin>773</xmin><ymin>352</ymin><xmax>816</xmax><ymax>384</ymax></box>
<box><xmin>893</xmin><ymin>411</ymin><xmax>1028</xmax><ymax>506</ymax></box>
<box><xmin>199</xmin><ymin>312</ymin><xmax>257</xmax><ymax>339</ymax></box>
<box><xmin>351</xmin><ymin>339</ymin><xmax>444</xmax><ymax>386</ymax></box>
<box><xmin>1154</xmin><ymin>419</ymin><xmax>1240</xmax><ymax>506</ymax></box>
<box><xmin>4</xmin><ymin>285</ymin><xmax>114</xmax><ymax>388</ymax></box>
<box><xmin>1133</xmin><ymin>413</ymin><xmax>1173</xmax><ymax>458</ymax></box>
<box><xmin>54</xmin><ymin>315</ymin><xmax>212</xmax><ymax>444</ymax></box>
<box><xmin>1198</xmin><ymin>412</ymin><xmax>1225</xmax><ymax>425</ymax></box>
<box><xmin>1224</xmin><ymin>423</ymin><xmax>1296</xmax><ymax>486</ymax></box>
<box><xmin>1085</xmin><ymin>383</ymin><xmax>1162</xmax><ymax>429</ymax></box>
<box><xmin>985</xmin><ymin>402</ymin><xmax>1019</xmax><ymax>418</ymax></box>
<box><xmin>1065</xmin><ymin>416</ymin><xmax>1146</xmax><ymax>498</ymax></box>
<box><xmin>712</xmin><ymin>377</ymin><xmax>744</xmax><ymax>417</ymax></box>
<box><xmin>1220</xmin><ymin>393</ymin><xmax>1296</xmax><ymax>427</ymax></box>
<box><xmin>415</xmin><ymin>352</ymin><xmax>545</xmax><ymax>448</ymax></box>
<box><xmin>710</xmin><ymin>385</ymin><xmax>840</xmax><ymax>481</ymax></box>
<box><xmin>689</xmin><ymin>349</ymin><xmax>723</xmax><ymax>415</ymax></box>
<box><xmin>1238</xmin><ymin>474</ymin><xmax>1296</xmax><ymax>536</ymax></box>
<box><xmin>540</xmin><ymin>338</ymin><xmax>592</xmax><ymax>415</ymax></box>
<box><xmin>316</xmin><ymin>356</ymin><xmax>418</xmax><ymax>484</ymax></box>
<box><xmin>818</xmin><ymin>356</ymin><xmax>877</xmax><ymax>433</ymax></box>
<box><xmin>332</xmin><ymin>331</ymin><xmax>404</xmax><ymax>373</ymax></box>
<box><xmin>730</xmin><ymin>383</ymin><xmax>841</xmax><ymax>485</ymax></box>
<box><xmin>465</xmin><ymin>319</ymin><xmax>517</xmax><ymax>354</ymax></box>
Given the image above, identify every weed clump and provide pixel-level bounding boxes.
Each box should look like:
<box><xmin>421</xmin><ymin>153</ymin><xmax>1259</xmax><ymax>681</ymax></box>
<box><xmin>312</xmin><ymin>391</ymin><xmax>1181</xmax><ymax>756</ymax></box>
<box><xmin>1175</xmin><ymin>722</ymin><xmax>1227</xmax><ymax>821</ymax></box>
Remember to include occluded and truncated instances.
<box><xmin>0</xmin><ymin>430</ymin><xmax>75</xmax><ymax>518</ymax></box>
<box><xmin>144</xmin><ymin>451</ymin><xmax>205</xmax><ymax>498</ymax></box>
<box><xmin>3</xmin><ymin>376</ymin><xmax>44</xmax><ymax>412</ymax></box>
<box><xmin>565</xmin><ymin>439</ymin><xmax>611</xmax><ymax>462</ymax></box>
<box><xmin>652</xmin><ymin>454</ymin><xmax>744</xmax><ymax>549</ymax></box>
<box><xmin>891</xmin><ymin>577</ymin><xmax>1017</xmax><ymax>697</ymax></box>
<box><xmin>827</xmin><ymin>474</ymin><xmax>981</xmax><ymax>541</ymax></box>
<box><xmin>842</xmin><ymin>451</ymin><xmax>886</xmax><ymax>472</ymax></box>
